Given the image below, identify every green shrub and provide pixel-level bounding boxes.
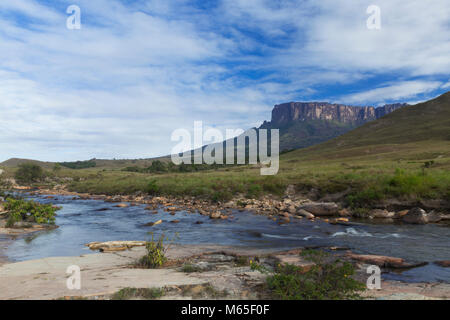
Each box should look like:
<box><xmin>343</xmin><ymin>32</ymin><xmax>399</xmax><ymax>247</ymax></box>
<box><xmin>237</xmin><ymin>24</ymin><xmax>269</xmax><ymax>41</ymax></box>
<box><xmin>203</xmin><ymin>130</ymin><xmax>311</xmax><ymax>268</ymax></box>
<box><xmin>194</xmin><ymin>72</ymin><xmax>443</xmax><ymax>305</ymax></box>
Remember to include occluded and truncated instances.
<box><xmin>14</xmin><ymin>163</ymin><xmax>44</xmax><ymax>184</ymax></box>
<box><xmin>251</xmin><ymin>249</ymin><xmax>364</xmax><ymax>300</ymax></box>
<box><xmin>345</xmin><ymin>188</ymin><xmax>383</xmax><ymax>208</ymax></box>
<box><xmin>145</xmin><ymin>179</ymin><xmax>160</xmax><ymax>195</ymax></box>
<box><xmin>4</xmin><ymin>198</ymin><xmax>59</xmax><ymax>225</ymax></box>
<box><xmin>211</xmin><ymin>190</ymin><xmax>232</xmax><ymax>202</ymax></box>
<box><xmin>59</xmin><ymin>160</ymin><xmax>96</xmax><ymax>169</ymax></box>
<box><xmin>137</xmin><ymin>234</ymin><xmax>168</xmax><ymax>268</ymax></box>
<box><xmin>265</xmin><ymin>250</ymin><xmax>364</xmax><ymax>300</ymax></box>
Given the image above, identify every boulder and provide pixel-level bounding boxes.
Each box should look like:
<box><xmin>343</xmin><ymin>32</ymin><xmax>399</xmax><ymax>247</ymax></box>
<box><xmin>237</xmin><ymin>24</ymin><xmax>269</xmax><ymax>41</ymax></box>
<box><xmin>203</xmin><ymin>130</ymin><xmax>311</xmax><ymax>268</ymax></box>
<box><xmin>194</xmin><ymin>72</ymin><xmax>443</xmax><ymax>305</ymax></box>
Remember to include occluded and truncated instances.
<box><xmin>338</xmin><ymin>208</ymin><xmax>351</xmax><ymax>217</ymax></box>
<box><xmin>287</xmin><ymin>205</ymin><xmax>297</xmax><ymax>214</ymax></box>
<box><xmin>427</xmin><ymin>211</ymin><xmax>443</xmax><ymax>223</ymax></box>
<box><xmin>114</xmin><ymin>203</ymin><xmax>129</xmax><ymax>208</ymax></box>
<box><xmin>394</xmin><ymin>210</ymin><xmax>409</xmax><ymax>219</ymax></box>
<box><xmin>369</xmin><ymin>209</ymin><xmax>395</xmax><ymax>219</ymax></box>
<box><xmin>298</xmin><ymin>202</ymin><xmax>339</xmax><ymax>216</ymax></box>
<box><xmin>297</xmin><ymin>209</ymin><xmax>315</xmax><ymax>219</ymax></box>
<box><xmin>402</xmin><ymin>208</ymin><xmax>428</xmax><ymax>224</ymax></box>
<box><xmin>279</xmin><ymin>212</ymin><xmax>290</xmax><ymax>218</ymax></box>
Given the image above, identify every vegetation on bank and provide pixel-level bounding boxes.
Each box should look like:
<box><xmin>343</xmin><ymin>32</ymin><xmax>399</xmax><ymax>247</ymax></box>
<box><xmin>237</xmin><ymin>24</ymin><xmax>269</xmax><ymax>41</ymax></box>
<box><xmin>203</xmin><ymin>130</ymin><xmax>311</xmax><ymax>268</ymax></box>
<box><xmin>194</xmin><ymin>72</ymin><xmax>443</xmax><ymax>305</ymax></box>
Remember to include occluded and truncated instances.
<box><xmin>136</xmin><ymin>233</ymin><xmax>178</xmax><ymax>269</ymax></box>
<box><xmin>2</xmin><ymin>197</ymin><xmax>59</xmax><ymax>227</ymax></box>
<box><xmin>59</xmin><ymin>160</ymin><xmax>96</xmax><ymax>170</ymax></box>
<box><xmin>14</xmin><ymin>163</ymin><xmax>45</xmax><ymax>184</ymax></box>
<box><xmin>4</xmin><ymin>148</ymin><xmax>450</xmax><ymax>208</ymax></box>
<box><xmin>252</xmin><ymin>249</ymin><xmax>365</xmax><ymax>300</ymax></box>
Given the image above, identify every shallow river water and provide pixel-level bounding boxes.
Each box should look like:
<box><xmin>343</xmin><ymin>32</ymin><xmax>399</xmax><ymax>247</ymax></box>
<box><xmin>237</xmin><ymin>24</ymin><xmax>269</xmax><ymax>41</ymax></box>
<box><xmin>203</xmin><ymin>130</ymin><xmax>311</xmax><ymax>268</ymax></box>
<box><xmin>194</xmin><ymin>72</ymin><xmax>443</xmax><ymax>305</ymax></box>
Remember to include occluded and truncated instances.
<box><xmin>4</xmin><ymin>194</ymin><xmax>450</xmax><ymax>283</ymax></box>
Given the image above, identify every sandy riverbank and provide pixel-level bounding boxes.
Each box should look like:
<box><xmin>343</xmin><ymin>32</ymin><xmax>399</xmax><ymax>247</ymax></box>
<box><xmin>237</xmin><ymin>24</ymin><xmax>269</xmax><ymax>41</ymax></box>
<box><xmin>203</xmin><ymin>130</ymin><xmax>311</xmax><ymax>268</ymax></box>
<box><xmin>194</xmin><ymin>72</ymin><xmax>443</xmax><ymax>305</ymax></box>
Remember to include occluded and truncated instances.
<box><xmin>0</xmin><ymin>244</ymin><xmax>448</xmax><ymax>300</ymax></box>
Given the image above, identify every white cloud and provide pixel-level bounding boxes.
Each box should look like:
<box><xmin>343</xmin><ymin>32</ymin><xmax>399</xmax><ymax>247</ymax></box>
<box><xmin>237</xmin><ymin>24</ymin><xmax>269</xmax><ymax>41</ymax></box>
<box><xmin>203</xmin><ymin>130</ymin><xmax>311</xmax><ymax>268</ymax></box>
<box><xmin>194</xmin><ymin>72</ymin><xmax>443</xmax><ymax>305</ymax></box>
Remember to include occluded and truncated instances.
<box><xmin>338</xmin><ymin>81</ymin><xmax>443</xmax><ymax>105</ymax></box>
<box><xmin>0</xmin><ymin>0</ymin><xmax>448</xmax><ymax>161</ymax></box>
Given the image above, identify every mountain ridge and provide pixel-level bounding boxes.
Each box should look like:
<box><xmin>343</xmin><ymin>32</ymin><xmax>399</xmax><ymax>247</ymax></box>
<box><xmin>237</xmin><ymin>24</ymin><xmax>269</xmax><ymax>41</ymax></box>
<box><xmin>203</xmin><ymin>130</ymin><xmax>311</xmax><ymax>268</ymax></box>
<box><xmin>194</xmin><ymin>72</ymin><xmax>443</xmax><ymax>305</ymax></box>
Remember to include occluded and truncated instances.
<box><xmin>260</xmin><ymin>102</ymin><xmax>408</xmax><ymax>151</ymax></box>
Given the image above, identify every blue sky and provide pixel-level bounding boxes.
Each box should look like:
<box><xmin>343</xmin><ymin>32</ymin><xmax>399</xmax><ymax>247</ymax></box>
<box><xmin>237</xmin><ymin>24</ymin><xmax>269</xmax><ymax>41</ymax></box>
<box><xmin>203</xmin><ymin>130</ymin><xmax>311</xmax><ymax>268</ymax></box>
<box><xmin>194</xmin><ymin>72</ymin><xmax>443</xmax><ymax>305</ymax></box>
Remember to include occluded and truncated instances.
<box><xmin>0</xmin><ymin>0</ymin><xmax>449</xmax><ymax>161</ymax></box>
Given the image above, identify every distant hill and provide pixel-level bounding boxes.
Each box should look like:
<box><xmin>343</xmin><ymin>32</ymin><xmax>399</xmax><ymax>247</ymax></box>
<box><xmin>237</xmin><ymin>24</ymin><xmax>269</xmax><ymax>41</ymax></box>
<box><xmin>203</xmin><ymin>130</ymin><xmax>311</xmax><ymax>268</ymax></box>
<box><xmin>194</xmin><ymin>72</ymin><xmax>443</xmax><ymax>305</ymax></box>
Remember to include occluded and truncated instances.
<box><xmin>260</xmin><ymin>102</ymin><xmax>407</xmax><ymax>152</ymax></box>
<box><xmin>0</xmin><ymin>157</ymin><xmax>171</xmax><ymax>169</ymax></box>
<box><xmin>288</xmin><ymin>91</ymin><xmax>450</xmax><ymax>160</ymax></box>
<box><xmin>0</xmin><ymin>158</ymin><xmax>55</xmax><ymax>169</ymax></box>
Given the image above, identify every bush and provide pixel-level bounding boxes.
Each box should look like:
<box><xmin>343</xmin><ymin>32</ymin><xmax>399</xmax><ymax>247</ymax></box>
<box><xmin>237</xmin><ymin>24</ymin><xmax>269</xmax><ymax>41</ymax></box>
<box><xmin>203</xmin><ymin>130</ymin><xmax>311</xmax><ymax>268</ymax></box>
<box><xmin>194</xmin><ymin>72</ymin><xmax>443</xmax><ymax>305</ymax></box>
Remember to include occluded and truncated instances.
<box><xmin>211</xmin><ymin>190</ymin><xmax>232</xmax><ymax>202</ymax></box>
<box><xmin>266</xmin><ymin>250</ymin><xmax>365</xmax><ymax>300</ymax></box>
<box><xmin>14</xmin><ymin>163</ymin><xmax>44</xmax><ymax>184</ymax></box>
<box><xmin>59</xmin><ymin>160</ymin><xmax>96</xmax><ymax>169</ymax></box>
<box><xmin>145</xmin><ymin>179</ymin><xmax>160</xmax><ymax>195</ymax></box>
<box><xmin>4</xmin><ymin>198</ymin><xmax>59</xmax><ymax>225</ymax></box>
<box><xmin>251</xmin><ymin>249</ymin><xmax>365</xmax><ymax>300</ymax></box>
<box><xmin>136</xmin><ymin>234</ymin><xmax>168</xmax><ymax>268</ymax></box>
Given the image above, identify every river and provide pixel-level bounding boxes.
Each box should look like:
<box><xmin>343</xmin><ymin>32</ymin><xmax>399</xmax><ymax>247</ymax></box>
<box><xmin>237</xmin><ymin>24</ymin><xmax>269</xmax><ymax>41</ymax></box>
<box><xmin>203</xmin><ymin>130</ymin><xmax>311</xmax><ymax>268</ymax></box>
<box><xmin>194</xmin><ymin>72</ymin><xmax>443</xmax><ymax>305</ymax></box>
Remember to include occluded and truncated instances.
<box><xmin>4</xmin><ymin>193</ymin><xmax>450</xmax><ymax>283</ymax></box>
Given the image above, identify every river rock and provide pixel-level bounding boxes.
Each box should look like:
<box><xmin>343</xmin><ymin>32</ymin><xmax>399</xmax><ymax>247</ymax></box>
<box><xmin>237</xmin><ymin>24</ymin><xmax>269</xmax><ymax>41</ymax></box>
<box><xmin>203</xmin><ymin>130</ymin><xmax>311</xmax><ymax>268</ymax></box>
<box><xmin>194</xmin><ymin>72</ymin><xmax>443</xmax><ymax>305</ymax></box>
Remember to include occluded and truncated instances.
<box><xmin>338</xmin><ymin>208</ymin><xmax>351</xmax><ymax>217</ymax></box>
<box><xmin>369</xmin><ymin>209</ymin><xmax>395</xmax><ymax>219</ymax></box>
<box><xmin>297</xmin><ymin>209</ymin><xmax>315</xmax><ymax>219</ymax></box>
<box><xmin>114</xmin><ymin>203</ymin><xmax>129</xmax><ymax>208</ymax></box>
<box><xmin>145</xmin><ymin>219</ymin><xmax>162</xmax><ymax>226</ymax></box>
<box><xmin>346</xmin><ymin>253</ymin><xmax>426</xmax><ymax>269</ymax></box>
<box><xmin>86</xmin><ymin>241</ymin><xmax>146</xmax><ymax>251</ymax></box>
<box><xmin>435</xmin><ymin>261</ymin><xmax>450</xmax><ymax>267</ymax></box>
<box><xmin>394</xmin><ymin>210</ymin><xmax>409</xmax><ymax>219</ymax></box>
<box><xmin>427</xmin><ymin>211</ymin><xmax>443</xmax><ymax>223</ymax></box>
<box><xmin>402</xmin><ymin>208</ymin><xmax>428</xmax><ymax>224</ymax></box>
<box><xmin>287</xmin><ymin>205</ymin><xmax>297</xmax><ymax>214</ymax></box>
<box><xmin>298</xmin><ymin>202</ymin><xmax>339</xmax><ymax>216</ymax></box>
<box><xmin>210</xmin><ymin>211</ymin><xmax>221</xmax><ymax>219</ymax></box>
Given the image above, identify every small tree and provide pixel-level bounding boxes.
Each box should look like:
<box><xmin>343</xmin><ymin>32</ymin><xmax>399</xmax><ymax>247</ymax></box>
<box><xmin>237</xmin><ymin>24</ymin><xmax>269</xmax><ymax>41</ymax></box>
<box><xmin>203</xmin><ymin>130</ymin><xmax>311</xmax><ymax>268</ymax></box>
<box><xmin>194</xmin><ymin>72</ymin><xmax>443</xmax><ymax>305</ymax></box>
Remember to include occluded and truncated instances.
<box><xmin>14</xmin><ymin>163</ymin><xmax>44</xmax><ymax>184</ymax></box>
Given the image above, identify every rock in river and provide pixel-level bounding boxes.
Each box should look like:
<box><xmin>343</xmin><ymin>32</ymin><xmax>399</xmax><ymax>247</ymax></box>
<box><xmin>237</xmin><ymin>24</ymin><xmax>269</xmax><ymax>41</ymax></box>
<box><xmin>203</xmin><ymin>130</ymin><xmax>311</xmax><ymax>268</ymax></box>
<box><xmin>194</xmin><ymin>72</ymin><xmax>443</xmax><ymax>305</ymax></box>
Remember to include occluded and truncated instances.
<box><xmin>346</xmin><ymin>252</ymin><xmax>427</xmax><ymax>269</ymax></box>
<box><xmin>297</xmin><ymin>209</ymin><xmax>315</xmax><ymax>219</ymax></box>
<box><xmin>298</xmin><ymin>202</ymin><xmax>339</xmax><ymax>216</ymax></box>
<box><xmin>369</xmin><ymin>209</ymin><xmax>395</xmax><ymax>219</ymax></box>
<box><xmin>402</xmin><ymin>208</ymin><xmax>428</xmax><ymax>224</ymax></box>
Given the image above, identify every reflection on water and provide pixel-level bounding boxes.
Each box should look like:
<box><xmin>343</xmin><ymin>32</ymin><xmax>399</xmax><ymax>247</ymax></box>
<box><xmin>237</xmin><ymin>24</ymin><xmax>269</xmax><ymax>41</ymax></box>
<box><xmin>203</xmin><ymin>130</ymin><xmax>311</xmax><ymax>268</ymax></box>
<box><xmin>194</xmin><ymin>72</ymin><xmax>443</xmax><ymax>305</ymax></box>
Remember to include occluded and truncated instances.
<box><xmin>5</xmin><ymin>194</ymin><xmax>450</xmax><ymax>283</ymax></box>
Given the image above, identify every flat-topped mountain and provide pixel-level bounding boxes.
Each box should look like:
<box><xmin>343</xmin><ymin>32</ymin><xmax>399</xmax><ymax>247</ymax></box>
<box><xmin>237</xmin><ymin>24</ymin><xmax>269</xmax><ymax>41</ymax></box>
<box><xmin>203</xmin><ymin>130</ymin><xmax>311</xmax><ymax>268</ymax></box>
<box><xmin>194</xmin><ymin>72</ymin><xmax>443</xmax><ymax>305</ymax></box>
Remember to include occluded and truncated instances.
<box><xmin>260</xmin><ymin>102</ymin><xmax>407</xmax><ymax>151</ymax></box>
<box><xmin>268</xmin><ymin>102</ymin><xmax>406</xmax><ymax>126</ymax></box>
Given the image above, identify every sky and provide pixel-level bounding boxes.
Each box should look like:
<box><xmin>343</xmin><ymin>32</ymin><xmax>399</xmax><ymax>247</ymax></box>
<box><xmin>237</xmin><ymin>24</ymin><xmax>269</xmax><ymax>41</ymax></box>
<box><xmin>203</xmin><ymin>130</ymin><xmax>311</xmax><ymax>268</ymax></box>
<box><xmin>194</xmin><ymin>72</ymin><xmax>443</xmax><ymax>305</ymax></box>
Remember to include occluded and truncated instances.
<box><xmin>0</xmin><ymin>0</ymin><xmax>449</xmax><ymax>162</ymax></box>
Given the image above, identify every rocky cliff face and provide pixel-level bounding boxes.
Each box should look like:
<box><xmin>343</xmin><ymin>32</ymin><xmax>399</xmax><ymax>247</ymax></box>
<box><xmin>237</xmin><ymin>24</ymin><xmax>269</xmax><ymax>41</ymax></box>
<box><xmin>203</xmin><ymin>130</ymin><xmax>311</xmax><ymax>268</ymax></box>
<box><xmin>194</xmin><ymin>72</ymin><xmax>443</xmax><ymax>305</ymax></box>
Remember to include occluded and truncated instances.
<box><xmin>259</xmin><ymin>101</ymin><xmax>408</xmax><ymax>152</ymax></box>
<box><xmin>268</xmin><ymin>102</ymin><xmax>407</xmax><ymax>126</ymax></box>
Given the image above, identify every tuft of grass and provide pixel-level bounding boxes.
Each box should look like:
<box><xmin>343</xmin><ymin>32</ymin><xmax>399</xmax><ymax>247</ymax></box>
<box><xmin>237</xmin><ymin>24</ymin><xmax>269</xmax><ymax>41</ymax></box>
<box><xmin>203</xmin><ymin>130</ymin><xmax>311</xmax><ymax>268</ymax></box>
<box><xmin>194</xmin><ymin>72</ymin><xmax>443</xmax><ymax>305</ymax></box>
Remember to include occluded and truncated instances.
<box><xmin>111</xmin><ymin>287</ymin><xmax>164</xmax><ymax>300</ymax></box>
<box><xmin>180</xmin><ymin>284</ymin><xmax>228</xmax><ymax>299</ymax></box>
<box><xmin>234</xmin><ymin>256</ymin><xmax>250</xmax><ymax>267</ymax></box>
<box><xmin>181</xmin><ymin>263</ymin><xmax>203</xmax><ymax>273</ymax></box>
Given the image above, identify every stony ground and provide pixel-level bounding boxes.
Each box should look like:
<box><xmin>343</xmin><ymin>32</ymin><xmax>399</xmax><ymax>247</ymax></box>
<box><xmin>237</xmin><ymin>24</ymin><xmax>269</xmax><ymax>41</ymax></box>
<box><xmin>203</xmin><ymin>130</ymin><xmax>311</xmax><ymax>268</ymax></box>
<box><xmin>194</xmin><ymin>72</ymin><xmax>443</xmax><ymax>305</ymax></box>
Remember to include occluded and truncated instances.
<box><xmin>0</xmin><ymin>244</ymin><xmax>448</xmax><ymax>300</ymax></box>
